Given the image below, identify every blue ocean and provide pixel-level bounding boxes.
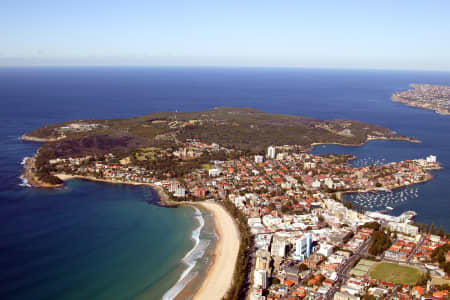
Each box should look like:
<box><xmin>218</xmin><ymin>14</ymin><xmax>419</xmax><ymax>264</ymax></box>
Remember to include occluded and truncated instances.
<box><xmin>0</xmin><ymin>67</ymin><xmax>449</xmax><ymax>299</ymax></box>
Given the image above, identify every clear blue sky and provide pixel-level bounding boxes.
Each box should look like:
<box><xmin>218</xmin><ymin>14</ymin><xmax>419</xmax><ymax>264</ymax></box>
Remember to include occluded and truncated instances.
<box><xmin>2</xmin><ymin>0</ymin><xmax>450</xmax><ymax>70</ymax></box>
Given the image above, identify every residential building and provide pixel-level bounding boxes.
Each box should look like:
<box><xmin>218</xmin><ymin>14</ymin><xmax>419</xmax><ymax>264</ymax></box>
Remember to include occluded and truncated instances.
<box><xmin>388</xmin><ymin>222</ymin><xmax>419</xmax><ymax>236</ymax></box>
<box><xmin>271</xmin><ymin>235</ymin><xmax>286</xmax><ymax>258</ymax></box>
<box><xmin>334</xmin><ymin>291</ymin><xmax>360</xmax><ymax>300</ymax></box>
<box><xmin>255</xmin><ymin>155</ymin><xmax>264</xmax><ymax>164</ymax></box>
<box><xmin>254</xmin><ymin>269</ymin><xmax>268</xmax><ymax>289</ymax></box>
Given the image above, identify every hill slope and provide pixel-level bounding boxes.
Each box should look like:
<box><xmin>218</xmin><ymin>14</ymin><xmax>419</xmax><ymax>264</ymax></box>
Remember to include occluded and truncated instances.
<box><xmin>23</xmin><ymin>107</ymin><xmax>414</xmax><ymax>157</ymax></box>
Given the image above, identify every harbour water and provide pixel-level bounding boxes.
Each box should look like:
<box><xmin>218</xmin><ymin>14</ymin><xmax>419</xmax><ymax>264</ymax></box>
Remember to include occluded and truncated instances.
<box><xmin>0</xmin><ymin>67</ymin><xmax>449</xmax><ymax>299</ymax></box>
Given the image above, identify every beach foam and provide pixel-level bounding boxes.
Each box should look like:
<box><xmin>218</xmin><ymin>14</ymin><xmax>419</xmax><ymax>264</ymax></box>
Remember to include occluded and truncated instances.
<box><xmin>20</xmin><ymin>156</ymin><xmax>29</xmax><ymax>166</ymax></box>
<box><xmin>18</xmin><ymin>175</ymin><xmax>31</xmax><ymax>187</ymax></box>
<box><xmin>162</xmin><ymin>206</ymin><xmax>208</xmax><ymax>300</ymax></box>
<box><xmin>18</xmin><ymin>157</ymin><xmax>31</xmax><ymax>187</ymax></box>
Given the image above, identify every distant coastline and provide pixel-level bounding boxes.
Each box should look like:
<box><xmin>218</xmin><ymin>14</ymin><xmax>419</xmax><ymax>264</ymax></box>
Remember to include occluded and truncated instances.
<box><xmin>392</xmin><ymin>94</ymin><xmax>450</xmax><ymax>116</ymax></box>
<box><xmin>309</xmin><ymin>135</ymin><xmax>421</xmax><ymax>150</ymax></box>
<box><xmin>391</xmin><ymin>84</ymin><xmax>450</xmax><ymax>116</ymax></box>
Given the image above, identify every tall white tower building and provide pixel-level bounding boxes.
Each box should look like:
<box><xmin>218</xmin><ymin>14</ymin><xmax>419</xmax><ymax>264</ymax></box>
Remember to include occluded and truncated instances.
<box><xmin>266</xmin><ymin>146</ymin><xmax>276</xmax><ymax>159</ymax></box>
<box><xmin>295</xmin><ymin>233</ymin><xmax>312</xmax><ymax>260</ymax></box>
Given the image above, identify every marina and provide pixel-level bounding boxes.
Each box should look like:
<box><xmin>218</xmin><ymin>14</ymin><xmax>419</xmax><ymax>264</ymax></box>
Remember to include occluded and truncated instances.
<box><xmin>340</xmin><ymin>152</ymin><xmax>423</xmax><ymax>212</ymax></box>
<box><xmin>344</xmin><ymin>186</ymin><xmax>420</xmax><ymax>211</ymax></box>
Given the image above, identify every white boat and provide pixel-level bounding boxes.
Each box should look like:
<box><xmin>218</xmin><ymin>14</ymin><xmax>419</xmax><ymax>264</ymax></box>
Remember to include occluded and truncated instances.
<box><xmin>386</xmin><ymin>206</ymin><xmax>394</xmax><ymax>210</ymax></box>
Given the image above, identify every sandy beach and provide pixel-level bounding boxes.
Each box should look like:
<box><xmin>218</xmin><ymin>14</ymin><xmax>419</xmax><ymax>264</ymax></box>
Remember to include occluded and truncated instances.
<box><xmin>193</xmin><ymin>202</ymin><xmax>240</xmax><ymax>300</ymax></box>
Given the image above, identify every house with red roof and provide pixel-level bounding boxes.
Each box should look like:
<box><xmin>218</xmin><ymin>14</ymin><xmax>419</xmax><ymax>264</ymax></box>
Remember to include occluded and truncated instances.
<box><xmin>412</xmin><ymin>286</ymin><xmax>424</xmax><ymax>298</ymax></box>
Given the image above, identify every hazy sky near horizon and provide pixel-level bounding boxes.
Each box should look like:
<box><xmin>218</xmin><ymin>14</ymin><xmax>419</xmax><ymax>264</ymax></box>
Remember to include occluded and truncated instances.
<box><xmin>2</xmin><ymin>1</ymin><xmax>450</xmax><ymax>70</ymax></box>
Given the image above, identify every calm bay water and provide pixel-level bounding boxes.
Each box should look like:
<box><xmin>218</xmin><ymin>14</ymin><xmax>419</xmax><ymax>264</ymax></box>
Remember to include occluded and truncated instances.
<box><xmin>0</xmin><ymin>67</ymin><xmax>449</xmax><ymax>299</ymax></box>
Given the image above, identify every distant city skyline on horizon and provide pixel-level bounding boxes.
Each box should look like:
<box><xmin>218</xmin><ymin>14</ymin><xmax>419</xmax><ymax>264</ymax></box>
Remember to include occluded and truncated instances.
<box><xmin>2</xmin><ymin>1</ymin><xmax>450</xmax><ymax>71</ymax></box>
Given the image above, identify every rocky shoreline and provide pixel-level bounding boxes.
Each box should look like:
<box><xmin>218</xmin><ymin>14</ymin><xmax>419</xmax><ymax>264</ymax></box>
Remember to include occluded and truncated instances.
<box><xmin>22</xmin><ymin>157</ymin><xmax>63</xmax><ymax>188</ymax></box>
<box><xmin>308</xmin><ymin>135</ymin><xmax>420</xmax><ymax>151</ymax></box>
<box><xmin>21</xmin><ymin>134</ymin><xmax>64</xmax><ymax>142</ymax></box>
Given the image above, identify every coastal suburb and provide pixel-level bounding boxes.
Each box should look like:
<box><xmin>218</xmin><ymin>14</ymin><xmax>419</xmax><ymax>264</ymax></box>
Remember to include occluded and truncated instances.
<box><xmin>22</xmin><ymin>106</ymin><xmax>449</xmax><ymax>300</ymax></box>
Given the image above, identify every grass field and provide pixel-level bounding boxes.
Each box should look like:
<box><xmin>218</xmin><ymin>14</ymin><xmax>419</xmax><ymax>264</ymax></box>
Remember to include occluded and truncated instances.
<box><xmin>201</xmin><ymin>163</ymin><xmax>212</xmax><ymax>170</ymax></box>
<box><xmin>135</xmin><ymin>147</ymin><xmax>159</xmax><ymax>161</ymax></box>
<box><xmin>369</xmin><ymin>262</ymin><xmax>423</xmax><ymax>285</ymax></box>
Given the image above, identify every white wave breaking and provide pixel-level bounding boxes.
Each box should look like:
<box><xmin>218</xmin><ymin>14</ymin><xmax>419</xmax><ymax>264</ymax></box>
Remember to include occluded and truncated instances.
<box><xmin>162</xmin><ymin>206</ymin><xmax>209</xmax><ymax>300</ymax></box>
<box><xmin>18</xmin><ymin>175</ymin><xmax>31</xmax><ymax>188</ymax></box>
<box><xmin>20</xmin><ymin>156</ymin><xmax>29</xmax><ymax>166</ymax></box>
<box><xmin>18</xmin><ymin>157</ymin><xmax>32</xmax><ymax>187</ymax></box>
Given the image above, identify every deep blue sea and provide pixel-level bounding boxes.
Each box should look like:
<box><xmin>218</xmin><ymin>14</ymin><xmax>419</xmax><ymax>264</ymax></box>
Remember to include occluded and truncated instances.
<box><xmin>0</xmin><ymin>67</ymin><xmax>449</xmax><ymax>299</ymax></box>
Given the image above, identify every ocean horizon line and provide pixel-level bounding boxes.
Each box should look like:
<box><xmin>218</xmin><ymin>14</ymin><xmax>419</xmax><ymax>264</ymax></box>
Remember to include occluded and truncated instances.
<box><xmin>1</xmin><ymin>64</ymin><xmax>450</xmax><ymax>73</ymax></box>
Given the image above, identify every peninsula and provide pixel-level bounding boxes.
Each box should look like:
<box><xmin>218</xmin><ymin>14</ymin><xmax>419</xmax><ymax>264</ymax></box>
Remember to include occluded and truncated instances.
<box><xmin>392</xmin><ymin>84</ymin><xmax>450</xmax><ymax>115</ymax></box>
<box><xmin>21</xmin><ymin>107</ymin><xmax>417</xmax><ymax>188</ymax></box>
<box><xmin>21</xmin><ymin>107</ymin><xmax>447</xmax><ymax>300</ymax></box>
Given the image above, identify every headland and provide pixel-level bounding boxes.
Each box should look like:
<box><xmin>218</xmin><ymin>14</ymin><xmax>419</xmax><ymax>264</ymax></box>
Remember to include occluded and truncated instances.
<box><xmin>20</xmin><ymin>107</ymin><xmax>416</xmax><ymax>188</ymax></box>
<box><xmin>392</xmin><ymin>83</ymin><xmax>450</xmax><ymax>115</ymax></box>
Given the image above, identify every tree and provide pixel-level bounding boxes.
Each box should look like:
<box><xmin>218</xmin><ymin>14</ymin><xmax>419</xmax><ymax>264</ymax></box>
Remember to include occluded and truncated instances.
<box><xmin>363</xmin><ymin>294</ymin><xmax>377</xmax><ymax>300</ymax></box>
<box><xmin>343</xmin><ymin>201</ymin><xmax>354</xmax><ymax>209</ymax></box>
<box><xmin>431</xmin><ymin>222</ymin><xmax>436</xmax><ymax>234</ymax></box>
<box><xmin>439</xmin><ymin>225</ymin><xmax>445</xmax><ymax>237</ymax></box>
<box><xmin>361</xmin><ymin>222</ymin><xmax>381</xmax><ymax>231</ymax></box>
<box><xmin>368</xmin><ymin>231</ymin><xmax>391</xmax><ymax>256</ymax></box>
<box><xmin>417</xmin><ymin>270</ymin><xmax>431</xmax><ymax>286</ymax></box>
<box><xmin>299</xmin><ymin>263</ymin><xmax>309</xmax><ymax>272</ymax></box>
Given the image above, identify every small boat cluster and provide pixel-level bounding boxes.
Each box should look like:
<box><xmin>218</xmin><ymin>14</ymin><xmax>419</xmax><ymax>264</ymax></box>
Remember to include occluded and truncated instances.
<box><xmin>350</xmin><ymin>156</ymin><xmax>387</xmax><ymax>168</ymax></box>
<box><xmin>347</xmin><ymin>186</ymin><xmax>420</xmax><ymax>211</ymax></box>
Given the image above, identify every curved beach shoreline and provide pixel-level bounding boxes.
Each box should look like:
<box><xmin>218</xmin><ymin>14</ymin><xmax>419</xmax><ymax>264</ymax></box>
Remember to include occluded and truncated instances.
<box><xmin>54</xmin><ymin>174</ymin><xmax>241</xmax><ymax>300</ymax></box>
<box><xmin>55</xmin><ymin>174</ymin><xmax>178</xmax><ymax>205</ymax></box>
